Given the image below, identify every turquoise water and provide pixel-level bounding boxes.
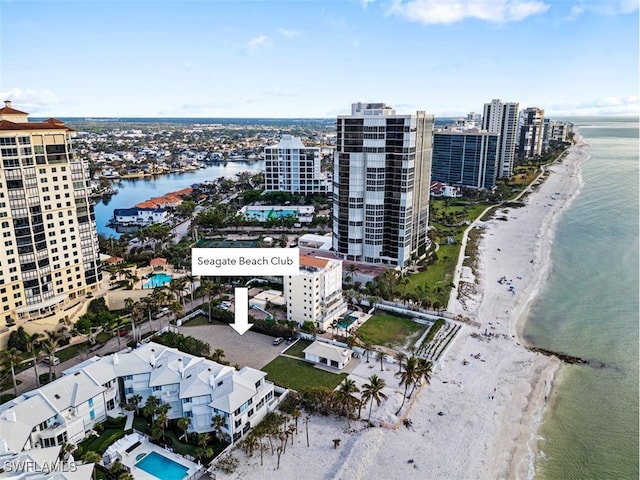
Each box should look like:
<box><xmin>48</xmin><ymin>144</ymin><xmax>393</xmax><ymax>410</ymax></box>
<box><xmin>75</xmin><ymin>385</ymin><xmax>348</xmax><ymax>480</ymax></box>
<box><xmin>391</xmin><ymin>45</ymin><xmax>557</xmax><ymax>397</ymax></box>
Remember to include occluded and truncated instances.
<box><xmin>337</xmin><ymin>315</ymin><xmax>357</xmax><ymax>329</ymax></box>
<box><xmin>243</xmin><ymin>208</ymin><xmax>297</xmax><ymax>221</ymax></box>
<box><xmin>143</xmin><ymin>273</ymin><xmax>172</xmax><ymax>289</ymax></box>
<box><xmin>523</xmin><ymin>118</ymin><xmax>639</xmax><ymax>479</ymax></box>
<box><xmin>135</xmin><ymin>451</ymin><xmax>188</xmax><ymax>480</ymax></box>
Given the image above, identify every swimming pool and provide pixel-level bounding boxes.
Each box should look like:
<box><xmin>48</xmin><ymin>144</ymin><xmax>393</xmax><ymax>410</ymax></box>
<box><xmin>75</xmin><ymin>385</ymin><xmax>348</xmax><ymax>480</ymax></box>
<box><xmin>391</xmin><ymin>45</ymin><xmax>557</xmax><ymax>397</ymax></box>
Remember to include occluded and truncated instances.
<box><xmin>337</xmin><ymin>315</ymin><xmax>357</xmax><ymax>330</ymax></box>
<box><xmin>135</xmin><ymin>451</ymin><xmax>188</xmax><ymax>480</ymax></box>
<box><xmin>143</xmin><ymin>273</ymin><xmax>172</xmax><ymax>289</ymax></box>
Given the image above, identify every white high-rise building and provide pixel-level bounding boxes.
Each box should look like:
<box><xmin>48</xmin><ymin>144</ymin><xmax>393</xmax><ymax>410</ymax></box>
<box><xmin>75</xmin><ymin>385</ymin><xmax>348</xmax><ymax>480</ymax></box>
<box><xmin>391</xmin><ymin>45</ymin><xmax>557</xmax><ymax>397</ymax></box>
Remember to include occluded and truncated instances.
<box><xmin>0</xmin><ymin>102</ymin><xmax>102</xmax><ymax>339</ymax></box>
<box><xmin>264</xmin><ymin>135</ymin><xmax>329</xmax><ymax>194</ymax></box>
<box><xmin>482</xmin><ymin>99</ymin><xmax>519</xmax><ymax>178</ymax></box>
<box><xmin>284</xmin><ymin>254</ymin><xmax>347</xmax><ymax>331</ymax></box>
<box><xmin>333</xmin><ymin>102</ymin><xmax>434</xmax><ymax>267</ymax></box>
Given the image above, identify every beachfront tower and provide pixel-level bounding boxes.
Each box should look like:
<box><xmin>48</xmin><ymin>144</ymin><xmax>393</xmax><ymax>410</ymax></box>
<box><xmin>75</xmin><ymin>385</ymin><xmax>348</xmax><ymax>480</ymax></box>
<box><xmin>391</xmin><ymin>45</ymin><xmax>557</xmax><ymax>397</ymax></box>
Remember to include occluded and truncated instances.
<box><xmin>333</xmin><ymin>102</ymin><xmax>434</xmax><ymax>267</ymax></box>
<box><xmin>432</xmin><ymin>127</ymin><xmax>500</xmax><ymax>190</ymax></box>
<box><xmin>518</xmin><ymin>107</ymin><xmax>545</xmax><ymax>159</ymax></box>
<box><xmin>0</xmin><ymin>101</ymin><xmax>102</xmax><ymax>342</ymax></box>
<box><xmin>264</xmin><ymin>135</ymin><xmax>329</xmax><ymax>194</ymax></box>
<box><xmin>482</xmin><ymin>99</ymin><xmax>519</xmax><ymax>178</ymax></box>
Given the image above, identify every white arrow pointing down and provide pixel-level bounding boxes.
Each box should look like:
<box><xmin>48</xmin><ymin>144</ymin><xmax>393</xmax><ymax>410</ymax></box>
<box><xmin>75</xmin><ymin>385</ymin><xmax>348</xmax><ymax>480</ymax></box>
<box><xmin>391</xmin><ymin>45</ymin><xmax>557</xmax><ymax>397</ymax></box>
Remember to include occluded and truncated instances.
<box><xmin>231</xmin><ymin>287</ymin><xmax>252</xmax><ymax>335</ymax></box>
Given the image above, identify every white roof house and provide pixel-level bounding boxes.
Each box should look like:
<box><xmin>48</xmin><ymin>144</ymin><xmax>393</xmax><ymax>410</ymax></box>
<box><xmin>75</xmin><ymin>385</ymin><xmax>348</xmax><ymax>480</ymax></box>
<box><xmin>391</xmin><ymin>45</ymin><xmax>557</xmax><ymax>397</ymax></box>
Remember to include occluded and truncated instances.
<box><xmin>0</xmin><ymin>443</ymin><xmax>94</xmax><ymax>480</ymax></box>
<box><xmin>0</xmin><ymin>342</ymin><xmax>275</xmax><ymax>452</ymax></box>
<box><xmin>303</xmin><ymin>341</ymin><xmax>353</xmax><ymax>370</ymax></box>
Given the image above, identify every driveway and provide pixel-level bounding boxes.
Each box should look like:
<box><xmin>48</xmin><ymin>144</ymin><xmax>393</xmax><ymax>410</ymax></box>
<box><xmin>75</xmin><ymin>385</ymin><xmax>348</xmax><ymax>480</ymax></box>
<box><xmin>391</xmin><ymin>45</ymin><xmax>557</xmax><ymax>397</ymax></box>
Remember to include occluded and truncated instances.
<box><xmin>179</xmin><ymin>324</ymin><xmax>282</xmax><ymax>370</ymax></box>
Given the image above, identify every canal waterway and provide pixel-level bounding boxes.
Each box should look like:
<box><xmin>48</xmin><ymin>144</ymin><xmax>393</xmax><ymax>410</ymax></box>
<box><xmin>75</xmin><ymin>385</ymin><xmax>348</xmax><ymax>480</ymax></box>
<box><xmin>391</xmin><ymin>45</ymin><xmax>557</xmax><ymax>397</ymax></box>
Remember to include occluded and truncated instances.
<box><xmin>94</xmin><ymin>161</ymin><xmax>265</xmax><ymax>238</ymax></box>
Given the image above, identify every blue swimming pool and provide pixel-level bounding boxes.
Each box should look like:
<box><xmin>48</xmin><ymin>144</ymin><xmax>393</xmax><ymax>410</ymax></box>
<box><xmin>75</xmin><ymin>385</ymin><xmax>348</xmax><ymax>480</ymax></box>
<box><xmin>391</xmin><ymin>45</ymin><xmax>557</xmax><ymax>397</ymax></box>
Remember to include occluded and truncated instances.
<box><xmin>143</xmin><ymin>273</ymin><xmax>172</xmax><ymax>289</ymax></box>
<box><xmin>135</xmin><ymin>451</ymin><xmax>188</xmax><ymax>480</ymax></box>
<box><xmin>337</xmin><ymin>315</ymin><xmax>357</xmax><ymax>329</ymax></box>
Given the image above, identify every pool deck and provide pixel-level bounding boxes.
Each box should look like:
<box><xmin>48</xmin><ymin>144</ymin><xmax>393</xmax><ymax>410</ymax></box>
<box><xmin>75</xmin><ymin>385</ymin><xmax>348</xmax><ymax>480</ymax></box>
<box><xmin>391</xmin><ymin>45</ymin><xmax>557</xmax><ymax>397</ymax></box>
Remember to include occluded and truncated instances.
<box><xmin>119</xmin><ymin>438</ymin><xmax>203</xmax><ymax>480</ymax></box>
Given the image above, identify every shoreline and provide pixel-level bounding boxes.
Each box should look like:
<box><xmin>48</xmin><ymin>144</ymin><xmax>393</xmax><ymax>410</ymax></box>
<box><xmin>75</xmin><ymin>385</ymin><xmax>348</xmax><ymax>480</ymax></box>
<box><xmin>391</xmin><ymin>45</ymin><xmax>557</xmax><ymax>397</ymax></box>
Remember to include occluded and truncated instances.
<box><xmin>213</xmin><ymin>140</ymin><xmax>589</xmax><ymax>480</ymax></box>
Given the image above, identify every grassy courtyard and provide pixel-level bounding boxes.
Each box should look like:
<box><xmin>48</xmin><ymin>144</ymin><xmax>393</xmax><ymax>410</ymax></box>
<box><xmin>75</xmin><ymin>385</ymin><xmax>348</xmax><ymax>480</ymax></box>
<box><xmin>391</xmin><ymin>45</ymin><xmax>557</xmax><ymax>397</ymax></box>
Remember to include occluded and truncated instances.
<box><xmin>262</xmin><ymin>356</ymin><xmax>347</xmax><ymax>392</ymax></box>
<box><xmin>356</xmin><ymin>312</ymin><xmax>426</xmax><ymax>348</ymax></box>
<box><xmin>281</xmin><ymin>339</ymin><xmax>312</xmax><ymax>359</ymax></box>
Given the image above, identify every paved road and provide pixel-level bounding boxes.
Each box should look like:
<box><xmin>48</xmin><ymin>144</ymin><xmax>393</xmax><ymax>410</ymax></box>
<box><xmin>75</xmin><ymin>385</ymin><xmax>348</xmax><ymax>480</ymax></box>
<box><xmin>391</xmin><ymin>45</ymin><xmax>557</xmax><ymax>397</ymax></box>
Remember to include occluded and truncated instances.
<box><xmin>3</xmin><ymin>294</ymin><xmax>280</xmax><ymax>397</ymax></box>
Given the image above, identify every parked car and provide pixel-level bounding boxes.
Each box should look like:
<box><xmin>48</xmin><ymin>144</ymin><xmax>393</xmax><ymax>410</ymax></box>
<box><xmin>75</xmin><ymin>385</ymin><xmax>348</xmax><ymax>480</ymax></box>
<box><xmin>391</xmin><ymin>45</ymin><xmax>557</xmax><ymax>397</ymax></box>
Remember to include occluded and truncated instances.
<box><xmin>43</xmin><ymin>357</ymin><xmax>60</xmax><ymax>366</ymax></box>
<box><xmin>272</xmin><ymin>337</ymin><xmax>284</xmax><ymax>346</ymax></box>
<box><xmin>118</xmin><ymin>329</ymin><xmax>129</xmax><ymax>337</ymax></box>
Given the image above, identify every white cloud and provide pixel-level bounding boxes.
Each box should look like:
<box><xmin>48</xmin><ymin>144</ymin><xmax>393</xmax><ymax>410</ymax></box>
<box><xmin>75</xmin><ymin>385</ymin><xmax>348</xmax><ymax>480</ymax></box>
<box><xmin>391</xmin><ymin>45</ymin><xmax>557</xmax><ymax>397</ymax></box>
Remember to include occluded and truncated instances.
<box><xmin>564</xmin><ymin>0</ymin><xmax>637</xmax><ymax>19</ymax></box>
<box><xmin>244</xmin><ymin>35</ymin><xmax>270</xmax><ymax>54</ymax></box>
<box><xmin>387</xmin><ymin>0</ymin><xmax>550</xmax><ymax>24</ymax></box>
<box><xmin>0</xmin><ymin>88</ymin><xmax>59</xmax><ymax>114</ymax></box>
<box><xmin>361</xmin><ymin>0</ymin><xmax>376</xmax><ymax>9</ymax></box>
<box><xmin>278</xmin><ymin>28</ymin><xmax>301</xmax><ymax>39</ymax></box>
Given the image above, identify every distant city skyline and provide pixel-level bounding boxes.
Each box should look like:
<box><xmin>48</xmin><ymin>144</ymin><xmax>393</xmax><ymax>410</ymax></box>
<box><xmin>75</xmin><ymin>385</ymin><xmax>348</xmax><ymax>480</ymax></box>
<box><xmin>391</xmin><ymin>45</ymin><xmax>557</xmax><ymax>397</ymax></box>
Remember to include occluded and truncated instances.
<box><xmin>1</xmin><ymin>0</ymin><xmax>637</xmax><ymax>118</ymax></box>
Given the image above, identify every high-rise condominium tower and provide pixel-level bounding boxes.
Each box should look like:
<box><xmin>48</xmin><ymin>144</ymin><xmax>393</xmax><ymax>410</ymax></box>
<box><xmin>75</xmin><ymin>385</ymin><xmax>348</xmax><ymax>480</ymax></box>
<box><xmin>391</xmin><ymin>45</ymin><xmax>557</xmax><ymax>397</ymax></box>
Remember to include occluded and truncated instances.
<box><xmin>482</xmin><ymin>99</ymin><xmax>519</xmax><ymax>178</ymax></box>
<box><xmin>0</xmin><ymin>101</ymin><xmax>102</xmax><ymax>333</ymax></box>
<box><xmin>264</xmin><ymin>135</ymin><xmax>329</xmax><ymax>194</ymax></box>
<box><xmin>333</xmin><ymin>102</ymin><xmax>434</xmax><ymax>267</ymax></box>
<box><xmin>432</xmin><ymin>128</ymin><xmax>500</xmax><ymax>190</ymax></box>
<box><xmin>518</xmin><ymin>107</ymin><xmax>545</xmax><ymax>158</ymax></box>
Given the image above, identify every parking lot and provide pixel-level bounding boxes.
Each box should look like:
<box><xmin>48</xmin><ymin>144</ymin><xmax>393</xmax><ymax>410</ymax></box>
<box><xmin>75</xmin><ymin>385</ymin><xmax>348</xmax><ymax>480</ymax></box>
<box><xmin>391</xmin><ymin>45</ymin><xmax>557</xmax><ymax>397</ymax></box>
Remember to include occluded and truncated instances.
<box><xmin>180</xmin><ymin>323</ymin><xmax>284</xmax><ymax>370</ymax></box>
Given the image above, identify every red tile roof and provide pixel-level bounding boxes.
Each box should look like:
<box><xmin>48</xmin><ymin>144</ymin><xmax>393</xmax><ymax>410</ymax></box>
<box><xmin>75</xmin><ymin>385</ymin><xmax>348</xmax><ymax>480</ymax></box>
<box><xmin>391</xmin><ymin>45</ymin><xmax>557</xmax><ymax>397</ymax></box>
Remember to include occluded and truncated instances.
<box><xmin>0</xmin><ymin>118</ymin><xmax>74</xmax><ymax>132</ymax></box>
<box><xmin>0</xmin><ymin>105</ymin><xmax>28</xmax><ymax>115</ymax></box>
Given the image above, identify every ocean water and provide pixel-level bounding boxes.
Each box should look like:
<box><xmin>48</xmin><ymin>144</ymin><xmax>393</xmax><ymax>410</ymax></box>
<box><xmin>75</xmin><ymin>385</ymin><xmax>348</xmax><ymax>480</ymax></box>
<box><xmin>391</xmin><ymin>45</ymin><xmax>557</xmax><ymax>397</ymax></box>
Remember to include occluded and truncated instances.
<box><xmin>523</xmin><ymin>118</ymin><xmax>639</xmax><ymax>480</ymax></box>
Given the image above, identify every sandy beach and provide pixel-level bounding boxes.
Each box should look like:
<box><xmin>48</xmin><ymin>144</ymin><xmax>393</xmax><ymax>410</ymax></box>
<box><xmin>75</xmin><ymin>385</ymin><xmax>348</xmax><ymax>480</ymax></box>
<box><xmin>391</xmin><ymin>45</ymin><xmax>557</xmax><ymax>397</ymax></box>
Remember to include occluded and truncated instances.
<box><xmin>213</xmin><ymin>139</ymin><xmax>588</xmax><ymax>480</ymax></box>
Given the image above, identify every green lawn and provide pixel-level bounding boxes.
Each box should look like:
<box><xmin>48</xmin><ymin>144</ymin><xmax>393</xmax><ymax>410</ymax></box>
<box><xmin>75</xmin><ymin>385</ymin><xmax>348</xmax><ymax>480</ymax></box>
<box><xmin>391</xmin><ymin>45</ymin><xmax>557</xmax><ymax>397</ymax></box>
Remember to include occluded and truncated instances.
<box><xmin>132</xmin><ymin>416</ymin><xmax>227</xmax><ymax>457</ymax></box>
<box><xmin>183</xmin><ymin>314</ymin><xmax>227</xmax><ymax>327</ymax></box>
<box><xmin>78</xmin><ymin>428</ymin><xmax>125</xmax><ymax>455</ymax></box>
<box><xmin>281</xmin><ymin>339</ymin><xmax>312</xmax><ymax>359</ymax></box>
<box><xmin>56</xmin><ymin>342</ymin><xmax>90</xmax><ymax>362</ymax></box>
<box><xmin>357</xmin><ymin>312</ymin><xmax>426</xmax><ymax>348</ymax></box>
<box><xmin>261</xmin><ymin>356</ymin><xmax>347</xmax><ymax>391</ymax></box>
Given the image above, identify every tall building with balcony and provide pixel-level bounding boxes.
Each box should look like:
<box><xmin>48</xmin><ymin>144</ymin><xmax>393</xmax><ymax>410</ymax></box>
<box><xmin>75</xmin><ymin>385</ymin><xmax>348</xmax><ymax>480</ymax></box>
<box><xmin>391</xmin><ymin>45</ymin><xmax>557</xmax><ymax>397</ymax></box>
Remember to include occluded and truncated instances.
<box><xmin>264</xmin><ymin>135</ymin><xmax>329</xmax><ymax>194</ymax></box>
<box><xmin>284</xmin><ymin>254</ymin><xmax>347</xmax><ymax>331</ymax></box>
<box><xmin>432</xmin><ymin>128</ymin><xmax>500</xmax><ymax>190</ymax></box>
<box><xmin>482</xmin><ymin>99</ymin><xmax>519</xmax><ymax>178</ymax></box>
<box><xmin>333</xmin><ymin>102</ymin><xmax>434</xmax><ymax>267</ymax></box>
<box><xmin>518</xmin><ymin>107</ymin><xmax>545</xmax><ymax>158</ymax></box>
<box><xmin>0</xmin><ymin>101</ymin><xmax>101</xmax><ymax>334</ymax></box>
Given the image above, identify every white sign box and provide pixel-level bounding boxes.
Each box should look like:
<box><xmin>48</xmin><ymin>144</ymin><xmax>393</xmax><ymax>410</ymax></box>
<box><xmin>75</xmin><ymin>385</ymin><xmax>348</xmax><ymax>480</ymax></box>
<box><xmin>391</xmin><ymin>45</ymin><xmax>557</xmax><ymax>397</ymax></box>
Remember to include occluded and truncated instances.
<box><xmin>192</xmin><ymin>248</ymin><xmax>300</xmax><ymax>276</ymax></box>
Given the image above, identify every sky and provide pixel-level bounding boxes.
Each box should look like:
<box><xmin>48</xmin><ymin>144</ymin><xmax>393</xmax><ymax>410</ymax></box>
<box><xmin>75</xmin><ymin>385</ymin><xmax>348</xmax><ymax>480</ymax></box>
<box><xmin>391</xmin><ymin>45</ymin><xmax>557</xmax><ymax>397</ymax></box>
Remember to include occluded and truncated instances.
<box><xmin>1</xmin><ymin>0</ymin><xmax>638</xmax><ymax>118</ymax></box>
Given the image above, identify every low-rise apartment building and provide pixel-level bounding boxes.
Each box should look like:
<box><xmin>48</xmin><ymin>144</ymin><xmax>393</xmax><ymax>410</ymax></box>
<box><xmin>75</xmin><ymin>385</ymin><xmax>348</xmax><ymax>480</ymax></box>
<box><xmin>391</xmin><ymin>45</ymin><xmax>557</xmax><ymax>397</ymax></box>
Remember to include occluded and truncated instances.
<box><xmin>0</xmin><ymin>342</ymin><xmax>275</xmax><ymax>452</ymax></box>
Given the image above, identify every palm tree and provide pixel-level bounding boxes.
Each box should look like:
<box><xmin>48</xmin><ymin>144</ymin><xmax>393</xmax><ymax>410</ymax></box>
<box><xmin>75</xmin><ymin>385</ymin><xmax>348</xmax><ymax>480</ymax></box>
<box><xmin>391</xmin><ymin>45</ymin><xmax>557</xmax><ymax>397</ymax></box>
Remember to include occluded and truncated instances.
<box><xmin>361</xmin><ymin>374</ymin><xmax>388</xmax><ymax>422</ymax></box>
<box><xmin>177</xmin><ymin>416</ymin><xmax>191</xmax><ymax>441</ymax></box>
<box><xmin>304</xmin><ymin>416</ymin><xmax>311</xmax><ymax>447</ymax></box>
<box><xmin>362</xmin><ymin>342</ymin><xmax>373</xmax><ymax>363</ymax></box>
<box><xmin>395</xmin><ymin>356</ymin><xmax>419</xmax><ymax>415</ymax></box>
<box><xmin>143</xmin><ymin>395</ymin><xmax>160</xmax><ymax>419</ymax></box>
<box><xmin>335</xmin><ymin>379</ymin><xmax>360</xmax><ymax>427</ymax></box>
<box><xmin>26</xmin><ymin>332</ymin><xmax>43</xmax><ymax>387</ymax></box>
<box><xmin>0</xmin><ymin>348</ymin><xmax>23</xmax><ymax>396</ymax></box>
<box><xmin>42</xmin><ymin>329</ymin><xmax>65</xmax><ymax>384</ymax></box>
<box><xmin>197</xmin><ymin>432</ymin><xmax>210</xmax><ymax>449</ymax></box>
<box><xmin>82</xmin><ymin>451</ymin><xmax>102</xmax><ymax>480</ymax></box>
<box><xmin>131</xmin><ymin>304</ymin><xmax>144</xmax><ymax>343</ymax></box>
<box><xmin>410</xmin><ymin>358</ymin><xmax>433</xmax><ymax>398</ymax></box>
<box><xmin>330</xmin><ymin>319</ymin><xmax>339</xmax><ymax>339</ymax></box>
<box><xmin>184</xmin><ymin>273</ymin><xmax>196</xmax><ymax>304</ymax></box>
<box><xmin>375</xmin><ymin>349</ymin><xmax>385</xmax><ymax>372</ymax></box>
<box><xmin>155</xmin><ymin>403</ymin><xmax>171</xmax><ymax>440</ymax></box>
<box><xmin>395</xmin><ymin>351</ymin><xmax>407</xmax><ymax>373</ymax></box>
<box><xmin>211</xmin><ymin>414</ymin><xmax>227</xmax><ymax>442</ymax></box>
<box><xmin>129</xmin><ymin>394</ymin><xmax>142</xmax><ymax>415</ymax></box>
